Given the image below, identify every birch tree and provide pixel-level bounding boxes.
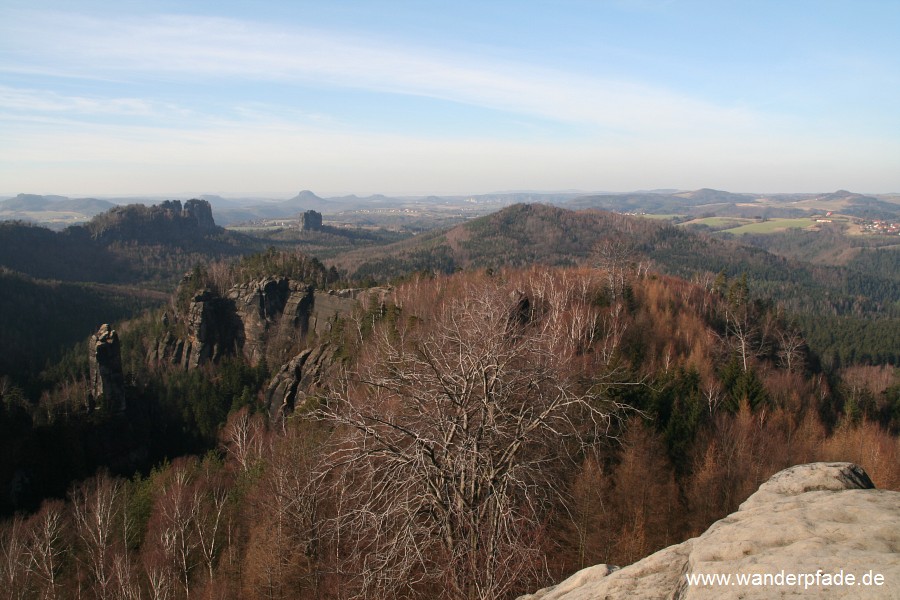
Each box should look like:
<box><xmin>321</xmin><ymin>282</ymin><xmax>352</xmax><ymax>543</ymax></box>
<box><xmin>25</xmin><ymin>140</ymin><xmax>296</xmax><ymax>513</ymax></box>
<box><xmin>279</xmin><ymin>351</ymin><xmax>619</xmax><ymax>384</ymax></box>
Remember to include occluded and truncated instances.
<box><xmin>25</xmin><ymin>500</ymin><xmax>67</xmax><ymax>600</ymax></box>
<box><xmin>71</xmin><ymin>473</ymin><xmax>124</xmax><ymax>600</ymax></box>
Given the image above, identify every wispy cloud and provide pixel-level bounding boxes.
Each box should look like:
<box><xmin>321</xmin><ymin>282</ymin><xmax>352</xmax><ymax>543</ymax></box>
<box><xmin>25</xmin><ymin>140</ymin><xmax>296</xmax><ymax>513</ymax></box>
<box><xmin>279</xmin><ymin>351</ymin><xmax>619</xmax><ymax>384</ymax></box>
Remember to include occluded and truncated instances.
<box><xmin>0</xmin><ymin>85</ymin><xmax>190</xmax><ymax>118</ymax></box>
<box><xmin>1</xmin><ymin>10</ymin><xmax>762</xmax><ymax>135</ymax></box>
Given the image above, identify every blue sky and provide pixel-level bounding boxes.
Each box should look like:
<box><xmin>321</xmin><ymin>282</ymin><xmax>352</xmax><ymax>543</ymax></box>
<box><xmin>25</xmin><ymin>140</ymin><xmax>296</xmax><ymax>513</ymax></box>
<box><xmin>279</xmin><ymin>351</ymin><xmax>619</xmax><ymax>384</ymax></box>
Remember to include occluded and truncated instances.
<box><xmin>1</xmin><ymin>0</ymin><xmax>898</xmax><ymax>196</ymax></box>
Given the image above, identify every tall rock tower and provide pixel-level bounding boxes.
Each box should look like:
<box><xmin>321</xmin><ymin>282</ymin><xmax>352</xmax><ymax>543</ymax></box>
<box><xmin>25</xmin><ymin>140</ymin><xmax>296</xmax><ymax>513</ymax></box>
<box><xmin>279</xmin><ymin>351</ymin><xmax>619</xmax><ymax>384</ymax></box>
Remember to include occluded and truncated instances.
<box><xmin>89</xmin><ymin>324</ymin><xmax>126</xmax><ymax>412</ymax></box>
<box><xmin>301</xmin><ymin>210</ymin><xmax>323</xmax><ymax>231</ymax></box>
<box><xmin>183</xmin><ymin>199</ymin><xmax>217</xmax><ymax>229</ymax></box>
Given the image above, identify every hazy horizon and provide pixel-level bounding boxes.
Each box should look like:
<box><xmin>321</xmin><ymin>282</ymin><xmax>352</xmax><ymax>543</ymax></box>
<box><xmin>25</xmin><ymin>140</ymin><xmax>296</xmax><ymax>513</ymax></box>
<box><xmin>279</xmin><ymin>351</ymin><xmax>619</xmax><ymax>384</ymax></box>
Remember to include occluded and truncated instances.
<box><xmin>3</xmin><ymin>186</ymin><xmax>900</xmax><ymax>202</ymax></box>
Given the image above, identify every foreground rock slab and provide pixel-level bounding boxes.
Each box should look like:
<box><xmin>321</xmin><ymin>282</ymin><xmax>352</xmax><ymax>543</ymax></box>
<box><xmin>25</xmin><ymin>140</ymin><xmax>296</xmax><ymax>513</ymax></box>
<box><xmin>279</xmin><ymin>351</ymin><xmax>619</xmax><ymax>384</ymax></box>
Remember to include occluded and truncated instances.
<box><xmin>519</xmin><ymin>462</ymin><xmax>900</xmax><ymax>599</ymax></box>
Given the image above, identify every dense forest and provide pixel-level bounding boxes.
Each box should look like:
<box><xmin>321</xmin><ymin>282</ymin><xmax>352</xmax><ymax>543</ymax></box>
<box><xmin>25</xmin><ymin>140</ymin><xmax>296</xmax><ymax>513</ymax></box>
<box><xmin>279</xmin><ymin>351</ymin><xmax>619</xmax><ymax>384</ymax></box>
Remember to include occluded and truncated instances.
<box><xmin>0</xmin><ymin>269</ymin><xmax>166</xmax><ymax>388</ymax></box>
<box><xmin>340</xmin><ymin>204</ymin><xmax>900</xmax><ymax>316</ymax></box>
<box><xmin>337</xmin><ymin>204</ymin><xmax>900</xmax><ymax>364</ymax></box>
<box><xmin>1</xmin><ymin>256</ymin><xmax>898</xmax><ymax>600</ymax></box>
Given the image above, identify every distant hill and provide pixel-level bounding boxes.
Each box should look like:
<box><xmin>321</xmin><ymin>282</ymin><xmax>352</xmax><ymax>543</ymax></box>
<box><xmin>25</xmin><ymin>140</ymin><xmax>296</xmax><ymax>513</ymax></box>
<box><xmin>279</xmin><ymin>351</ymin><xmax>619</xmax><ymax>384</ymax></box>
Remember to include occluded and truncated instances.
<box><xmin>566</xmin><ymin>192</ymin><xmax>696</xmax><ymax>213</ymax></box>
<box><xmin>566</xmin><ymin>188</ymin><xmax>766</xmax><ymax>215</ymax></box>
<box><xmin>214</xmin><ymin>190</ymin><xmax>353</xmax><ymax>224</ymax></box>
<box><xmin>213</xmin><ymin>191</ymin><xmax>588</xmax><ymax>225</ymax></box>
<box><xmin>0</xmin><ymin>193</ymin><xmax>116</xmax><ymax>213</ymax></box>
<box><xmin>815</xmin><ymin>189</ymin><xmax>867</xmax><ymax>203</ymax></box>
<box><xmin>672</xmin><ymin>187</ymin><xmax>755</xmax><ymax>204</ymax></box>
<box><xmin>0</xmin><ymin>194</ymin><xmax>57</xmax><ymax>211</ymax></box>
<box><xmin>338</xmin><ymin>203</ymin><xmax>900</xmax><ymax>318</ymax></box>
<box><xmin>834</xmin><ymin>194</ymin><xmax>900</xmax><ymax>220</ymax></box>
<box><xmin>0</xmin><ymin>194</ymin><xmax>117</xmax><ymax>228</ymax></box>
<box><xmin>0</xmin><ymin>199</ymin><xmax>258</xmax><ymax>286</ymax></box>
<box><xmin>565</xmin><ymin>187</ymin><xmax>900</xmax><ymax>220</ymax></box>
<box><xmin>285</xmin><ymin>190</ymin><xmax>330</xmax><ymax>210</ymax></box>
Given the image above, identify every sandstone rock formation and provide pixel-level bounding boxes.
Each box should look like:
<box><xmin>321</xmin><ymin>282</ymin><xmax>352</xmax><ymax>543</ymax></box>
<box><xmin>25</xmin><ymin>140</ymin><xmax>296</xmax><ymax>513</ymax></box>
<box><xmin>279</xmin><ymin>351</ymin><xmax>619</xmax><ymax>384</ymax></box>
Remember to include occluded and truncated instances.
<box><xmin>301</xmin><ymin>209</ymin><xmax>323</xmax><ymax>231</ymax></box>
<box><xmin>182</xmin><ymin>198</ymin><xmax>216</xmax><ymax>229</ymax></box>
<box><xmin>226</xmin><ymin>278</ymin><xmax>314</xmax><ymax>365</ymax></box>
<box><xmin>308</xmin><ymin>289</ymin><xmax>358</xmax><ymax>336</ymax></box>
<box><xmin>264</xmin><ymin>343</ymin><xmax>340</xmax><ymax>419</ymax></box>
<box><xmin>150</xmin><ymin>275</ymin><xmax>387</xmax><ymax>371</ymax></box>
<box><xmin>181</xmin><ymin>290</ymin><xmax>244</xmax><ymax>368</ymax></box>
<box><xmin>519</xmin><ymin>462</ymin><xmax>900</xmax><ymax>599</ymax></box>
<box><xmin>89</xmin><ymin>324</ymin><xmax>125</xmax><ymax>411</ymax></box>
<box><xmin>88</xmin><ymin>199</ymin><xmax>219</xmax><ymax>242</ymax></box>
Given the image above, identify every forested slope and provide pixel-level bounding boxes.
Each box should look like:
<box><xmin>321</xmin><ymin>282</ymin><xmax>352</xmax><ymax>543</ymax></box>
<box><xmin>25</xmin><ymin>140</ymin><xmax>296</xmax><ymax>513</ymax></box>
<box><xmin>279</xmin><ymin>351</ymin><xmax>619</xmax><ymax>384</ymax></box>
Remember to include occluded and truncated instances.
<box><xmin>1</xmin><ymin>262</ymin><xmax>898</xmax><ymax>600</ymax></box>
<box><xmin>338</xmin><ymin>204</ymin><xmax>900</xmax><ymax>364</ymax></box>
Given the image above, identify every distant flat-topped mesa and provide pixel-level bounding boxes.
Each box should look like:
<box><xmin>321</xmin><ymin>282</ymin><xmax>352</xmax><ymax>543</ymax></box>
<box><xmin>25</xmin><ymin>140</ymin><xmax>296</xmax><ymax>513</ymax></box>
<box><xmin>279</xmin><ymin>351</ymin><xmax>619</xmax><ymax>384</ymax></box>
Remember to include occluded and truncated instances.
<box><xmin>87</xmin><ymin>198</ymin><xmax>219</xmax><ymax>242</ymax></box>
<box><xmin>519</xmin><ymin>462</ymin><xmax>900</xmax><ymax>600</ymax></box>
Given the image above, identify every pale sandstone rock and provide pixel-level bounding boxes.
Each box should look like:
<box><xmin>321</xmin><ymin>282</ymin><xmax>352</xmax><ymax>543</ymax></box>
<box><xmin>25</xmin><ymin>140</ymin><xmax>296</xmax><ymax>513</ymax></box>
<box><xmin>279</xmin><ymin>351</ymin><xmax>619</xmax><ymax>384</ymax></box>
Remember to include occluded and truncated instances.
<box><xmin>518</xmin><ymin>463</ymin><xmax>900</xmax><ymax>599</ymax></box>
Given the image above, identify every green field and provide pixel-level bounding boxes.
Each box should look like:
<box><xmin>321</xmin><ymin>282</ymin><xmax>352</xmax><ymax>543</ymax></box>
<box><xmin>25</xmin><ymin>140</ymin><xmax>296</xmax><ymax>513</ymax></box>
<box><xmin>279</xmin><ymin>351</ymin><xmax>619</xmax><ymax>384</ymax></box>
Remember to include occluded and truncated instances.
<box><xmin>682</xmin><ymin>217</ymin><xmax>752</xmax><ymax>228</ymax></box>
<box><xmin>723</xmin><ymin>218</ymin><xmax>817</xmax><ymax>235</ymax></box>
<box><xmin>638</xmin><ymin>213</ymin><xmax>683</xmax><ymax>220</ymax></box>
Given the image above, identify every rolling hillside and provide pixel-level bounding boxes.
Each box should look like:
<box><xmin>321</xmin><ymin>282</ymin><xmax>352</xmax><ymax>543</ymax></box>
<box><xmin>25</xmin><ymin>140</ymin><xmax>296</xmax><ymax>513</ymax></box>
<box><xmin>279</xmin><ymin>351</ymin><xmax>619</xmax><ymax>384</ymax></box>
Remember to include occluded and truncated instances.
<box><xmin>339</xmin><ymin>205</ymin><xmax>894</xmax><ymax>306</ymax></box>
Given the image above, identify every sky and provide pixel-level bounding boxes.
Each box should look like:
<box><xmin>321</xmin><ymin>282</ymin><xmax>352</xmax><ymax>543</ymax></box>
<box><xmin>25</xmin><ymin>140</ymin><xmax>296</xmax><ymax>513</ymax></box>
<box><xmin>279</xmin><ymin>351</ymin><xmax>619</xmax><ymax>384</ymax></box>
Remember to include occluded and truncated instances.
<box><xmin>1</xmin><ymin>0</ymin><xmax>899</xmax><ymax>197</ymax></box>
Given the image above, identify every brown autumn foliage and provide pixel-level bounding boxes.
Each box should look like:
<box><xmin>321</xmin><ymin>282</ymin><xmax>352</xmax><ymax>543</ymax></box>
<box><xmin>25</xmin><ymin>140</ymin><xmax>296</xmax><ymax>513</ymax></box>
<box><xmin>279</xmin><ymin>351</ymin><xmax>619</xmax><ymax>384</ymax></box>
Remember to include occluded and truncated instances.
<box><xmin>0</xmin><ymin>265</ymin><xmax>897</xmax><ymax>599</ymax></box>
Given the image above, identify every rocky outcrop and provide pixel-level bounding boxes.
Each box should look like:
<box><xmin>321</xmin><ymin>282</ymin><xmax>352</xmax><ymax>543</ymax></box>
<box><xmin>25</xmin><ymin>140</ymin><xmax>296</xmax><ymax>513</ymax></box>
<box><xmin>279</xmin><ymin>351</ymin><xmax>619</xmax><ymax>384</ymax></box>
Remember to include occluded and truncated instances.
<box><xmin>264</xmin><ymin>343</ymin><xmax>340</xmax><ymax>419</ymax></box>
<box><xmin>182</xmin><ymin>199</ymin><xmax>216</xmax><ymax>229</ymax></box>
<box><xmin>88</xmin><ymin>199</ymin><xmax>219</xmax><ymax>242</ymax></box>
<box><xmin>519</xmin><ymin>463</ymin><xmax>900</xmax><ymax>599</ymax></box>
<box><xmin>301</xmin><ymin>210</ymin><xmax>323</xmax><ymax>231</ymax></box>
<box><xmin>89</xmin><ymin>324</ymin><xmax>125</xmax><ymax>411</ymax></box>
<box><xmin>150</xmin><ymin>277</ymin><xmax>389</xmax><ymax>371</ymax></box>
<box><xmin>227</xmin><ymin>278</ymin><xmax>314</xmax><ymax>365</ymax></box>
<box><xmin>181</xmin><ymin>290</ymin><xmax>244</xmax><ymax>368</ymax></box>
<box><xmin>309</xmin><ymin>290</ymin><xmax>357</xmax><ymax>335</ymax></box>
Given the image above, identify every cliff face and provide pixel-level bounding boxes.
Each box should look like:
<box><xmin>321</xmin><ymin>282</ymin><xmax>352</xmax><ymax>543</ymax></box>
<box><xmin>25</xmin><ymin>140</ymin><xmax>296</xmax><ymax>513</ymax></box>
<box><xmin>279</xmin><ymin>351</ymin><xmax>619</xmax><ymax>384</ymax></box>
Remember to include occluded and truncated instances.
<box><xmin>226</xmin><ymin>278</ymin><xmax>313</xmax><ymax>366</ymax></box>
<box><xmin>150</xmin><ymin>277</ymin><xmax>379</xmax><ymax>371</ymax></box>
<box><xmin>264</xmin><ymin>343</ymin><xmax>340</xmax><ymax>419</ymax></box>
<box><xmin>182</xmin><ymin>290</ymin><xmax>245</xmax><ymax>368</ymax></box>
<box><xmin>519</xmin><ymin>463</ymin><xmax>900</xmax><ymax>600</ymax></box>
<box><xmin>149</xmin><ymin>277</ymin><xmax>392</xmax><ymax>419</ymax></box>
<box><xmin>182</xmin><ymin>199</ymin><xmax>216</xmax><ymax>230</ymax></box>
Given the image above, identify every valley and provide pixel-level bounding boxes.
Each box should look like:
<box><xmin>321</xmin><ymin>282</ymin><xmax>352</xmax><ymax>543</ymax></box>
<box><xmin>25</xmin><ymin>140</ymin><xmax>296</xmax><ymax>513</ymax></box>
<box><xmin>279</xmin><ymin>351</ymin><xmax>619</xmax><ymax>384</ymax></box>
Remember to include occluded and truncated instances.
<box><xmin>0</xmin><ymin>191</ymin><xmax>898</xmax><ymax>599</ymax></box>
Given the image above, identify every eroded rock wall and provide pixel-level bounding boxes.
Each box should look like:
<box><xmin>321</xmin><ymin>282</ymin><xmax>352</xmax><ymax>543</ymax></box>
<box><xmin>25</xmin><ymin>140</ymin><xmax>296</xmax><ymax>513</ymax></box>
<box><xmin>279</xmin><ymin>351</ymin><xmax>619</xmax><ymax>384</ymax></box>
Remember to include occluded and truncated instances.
<box><xmin>149</xmin><ymin>277</ymin><xmax>383</xmax><ymax>371</ymax></box>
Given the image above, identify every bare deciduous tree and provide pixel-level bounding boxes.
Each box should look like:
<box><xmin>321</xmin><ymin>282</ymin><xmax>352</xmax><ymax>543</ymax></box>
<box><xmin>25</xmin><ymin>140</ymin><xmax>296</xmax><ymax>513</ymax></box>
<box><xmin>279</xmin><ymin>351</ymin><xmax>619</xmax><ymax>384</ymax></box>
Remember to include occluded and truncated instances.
<box><xmin>221</xmin><ymin>407</ymin><xmax>266</xmax><ymax>473</ymax></box>
<box><xmin>319</xmin><ymin>277</ymin><xmax>624</xmax><ymax>600</ymax></box>
<box><xmin>194</xmin><ymin>468</ymin><xmax>229</xmax><ymax>585</ymax></box>
<box><xmin>158</xmin><ymin>460</ymin><xmax>202</xmax><ymax>600</ymax></box>
<box><xmin>776</xmin><ymin>328</ymin><xmax>806</xmax><ymax>373</ymax></box>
